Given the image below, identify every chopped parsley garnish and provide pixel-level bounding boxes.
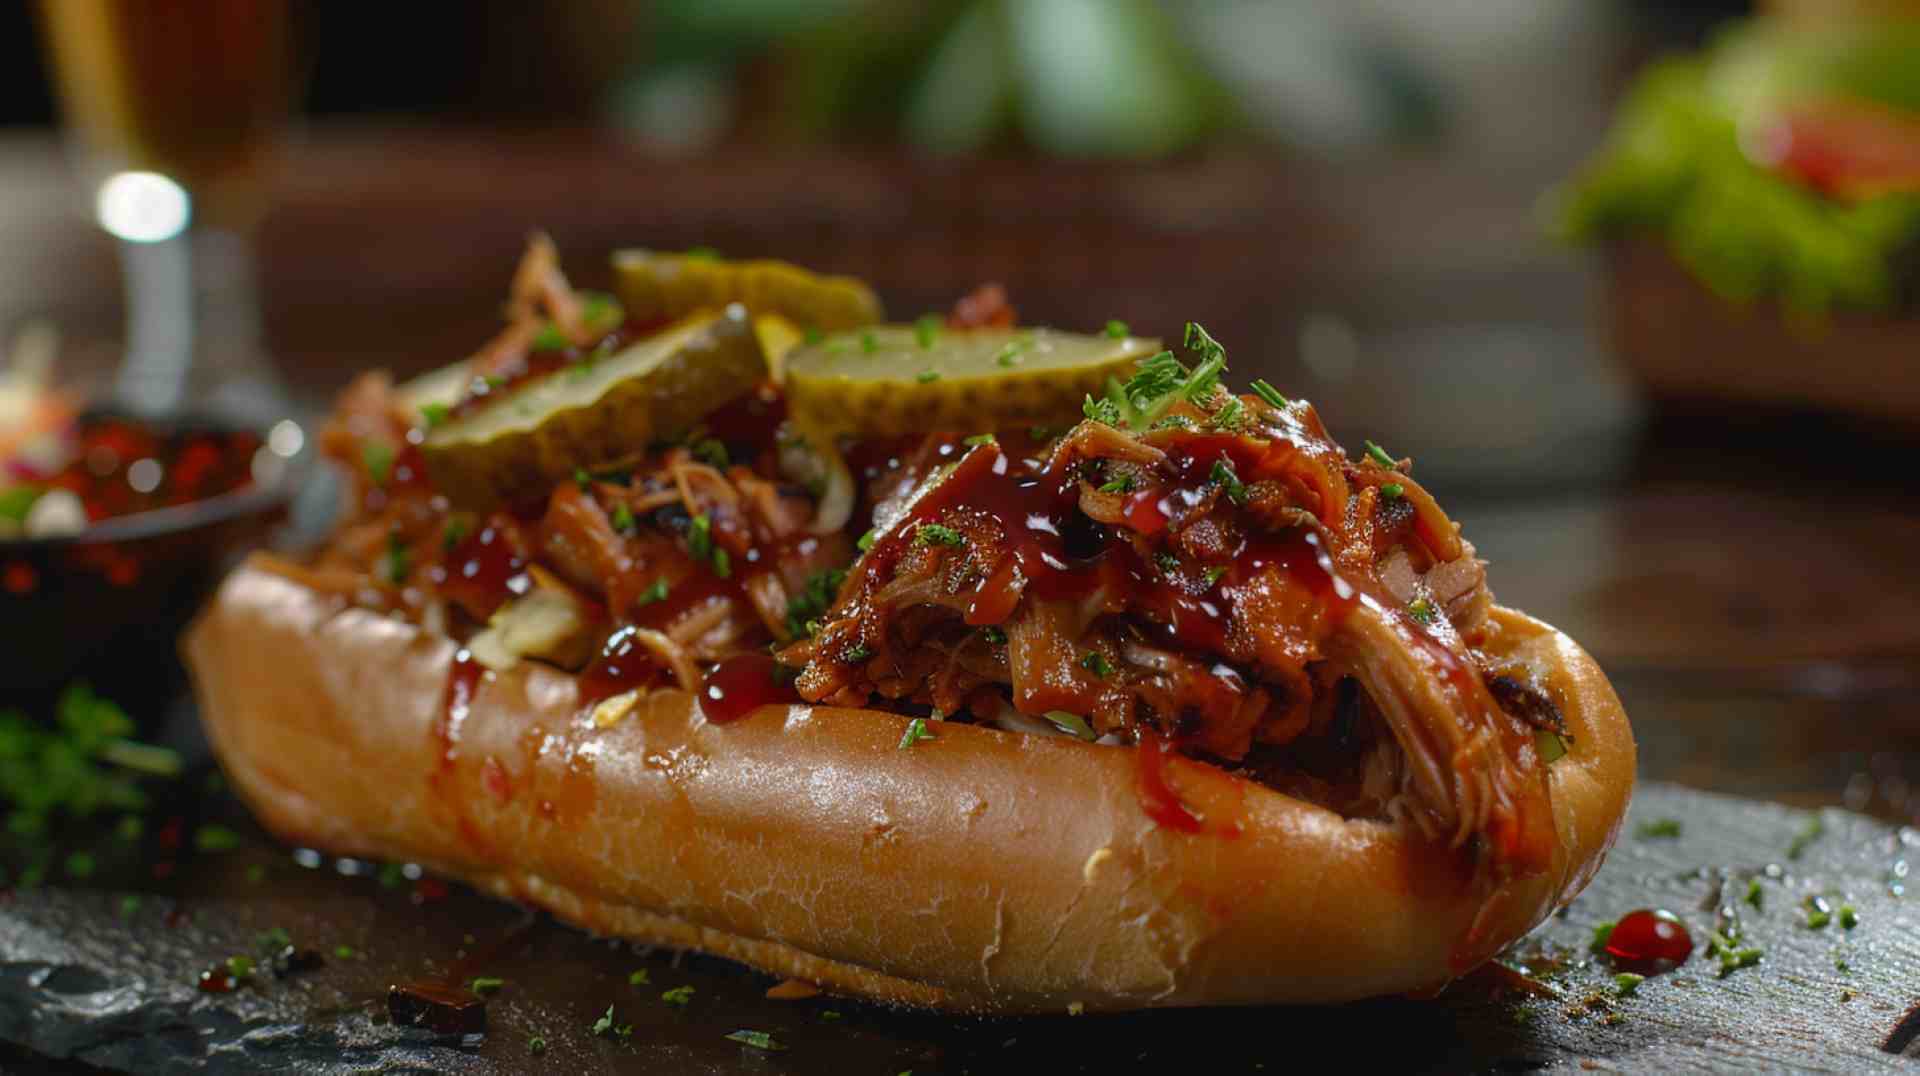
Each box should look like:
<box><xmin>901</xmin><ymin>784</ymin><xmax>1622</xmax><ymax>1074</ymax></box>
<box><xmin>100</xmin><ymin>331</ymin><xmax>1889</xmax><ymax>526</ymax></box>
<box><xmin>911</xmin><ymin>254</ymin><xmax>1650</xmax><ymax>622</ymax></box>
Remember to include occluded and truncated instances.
<box><xmin>227</xmin><ymin>955</ymin><xmax>256</xmax><ymax>979</ymax></box>
<box><xmin>1042</xmin><ymin>711</ymin><xmax>1097</xmax><ymax>741</ymax></box>
<box><xmin>441</xmin><ymin>517</ymin><xmax>472</xmax><ymax>551</ymax></box>
<box><xmin>1407</xmin><ymin>597</ymin><xmax>1437</xmax><ymax>624</ymax></box>
<box><xmin>362</xmin><ymin>441</ymin><xmax>394</xmax><ymax>486</ymax></box>
<box><xmin>916</xmin><ymin>523</ymin><xmax>965</xmax><ymax>547</ymax></box>
<box><xmin>1706</xmin><ymin>932</ymin><xmax>1763</xmax><ymax>977</ymax></box>
<box><xmin>1613</xmin><ymin>972</ymin><xmax>1644</xmax><ymax>996</ymax></box>
<box><xmin>842</xmin><ymin>643</ymin><xmax>873</xmax><ymax>664</ymax></box>
<box><xmin>856</xmin><ymin>528</ymin><xmax>878</xmax><ymax>552</ymax></box>
<box><xmin>334</xmin><ymin>945</ymin><xmax>356</xmax><ymax>959</ymax></box>
<box><xmin>963</xmin><ymin>433</ymin><xmax>997</xmax><ymax>447</ymax></box>
<box><xmin>119</xmin><ymin>894</ymin><xmax>141</xmax><ymax>918</ymax></box>
<box><xmin>1364</xmin><ymin>440</ymin><xmax>1397</xmax><ymax>469</ymax></box>
<box><xmin>1744</xmin><ymin>878</ymin><xmax>1764</xmax><ymax>908</ymax></box>
<box><xmin>1149</xmin><ymin>414</ymin><xmax>1195</xmax><ymax>431</ymax></box>
<box><xmin>380</xmin><ymin>535</ymin><xmax>412</xmax><ymax>585</ymax></box>
<box><xmin>1104</xmin><ymin>319</ymin><xmax>1129</xmax><ymax>338</ymax></box>
<box><xmin>914</xmin><ymin>315</ymin><xmax>941</xmax><ymax>349</ymax></box>
<box><xmin>995</xmin><ymin>343</ymin><xmax>1023</xmax><ymax>367</ymax></box>
<box><xmin>898</xmin><ymin>718</ymin><xmax>936</xmax><ymax>749</ymax></box>
<box><xmin>1535</xmin><ymin>729</ymin><xmax>1569</xmax><ymax>763</ymax></box>
<box><xmin>802</xmin><ymin>326</ymin><xmax>824</xmax><ymax>346</ymax></box>
<box><xmin>592</xmin><ymin>1004</ymin><xmax>633</xmax><ymax>1040</ymax></box>
<box><xmin>635</xmin><ymin>578</ymin><xmax>670</xmax><ymax>607</ymax></box>
<box><xmin>419</xmin><ymin>403</ymin><xmax>449</xmax><ymax>429</ymax></box>
<box><xmin>1635</xmin><ymin>818</ymin><xmax>1682</xmax><ymax>840</ymax></box>
<box><xmin>684</xmin><ymin>246</ymin><xmax>720</xmax><ymax>260</ymax></box>
<box><xmin>1202</xmin><ymin>566</ymin><xmax>1227</xmax><ymax>587</ymax></box>
<box><xmin>1097</xmin><ymin>474</ymin><xmax>1135</xmax><ymax>494</ymax></box>
<box><xmin>470</xmin><ymin>976</ymin><xmax>504</xmax><ymax>996</ymax></box>
<box><xmin>629</xmin><ymin>969</ymin><xmax>651</xmax><ymax>985</ymax></box>
<box><xmin>1079</xmin><ymin>652</ymin><xmax>1113</xmax><ymax>678</ymax></box>
<box><xmin>64</xmin><ymin>851</ymin><xmax>95</xmax><ymax>878</ymax></box>
<box><xmin>661</xmin><ymin>985</ymin><xmax>696</xmax><ymax>1007</ymax></box>
<box><xmin>784</xmin><ymin>568</ymin><xmax>846</xmax><ymax>638</ymax></box>
<box><xmin>573</xmin><ymin>467</ymin><xmax>593</xmax><ymax>490</ymax></box>
<box><xmin>528</xmin><ymin>1036</ymin><xmax>547</xmax><ymax>1055</ymax></box>
<box><xmin>687</xmin><ymin>514</ymin><xmax>730</xmax><ymax>577</ymax></box>
<box><xmin>0</xmin><ymin>485</ymin><xmax>42</xmax><ymax>523</ymax></box>
<box><xmin>1209</xmin><ymin>457</ymin><xmax>1248</xmax><ymax>505</ymax></box>
<box><xmin>725</xmin><ymin>1030</ymin><xmax>787</xmax><ymax>1052</ymax></box>
<box><xmin>1250</xmin><ymin>379</ymin><xmax>1290</xmax><ymax>409</ymax></box>
<box><xmin>1379</xmin><ymin>483</ymin><xmax>1405</xmax><ymax>500</ymax></box>
<box><xmin>1839</xmin><ymin>904</ymin><xmax>1858</xmax><ymax>929</ymax></box>
<box><xmin>692</xmin><ymin>438</ymin><xmax>730</xmax><ymax>469</ymax></box>
<box><xmin>1210</xmin><ymin>397</ymin><xmax>1245</xmax><ymax>431</ymax></box>
<box><xmin>915</xmin><ymin>369</ymin><xmax>941</xmax><ymax>383</ymax></box>
<box><xmin>1589</xmin><ymin>920</ymin><xmax>1617</xmax><ymax>951</ymax></box>
<box><xmin>1788</xmin><ymin>814</ymin><xmax>1825</xmax><ymax>860</ymax></box>
<box><xmin>256</xmin><ymin>927</ymin><xmax>292</xmax><ymax>953</ymax></box>
<box><xmin>1084</xmin><ymin>322</ymin><xmax>1229</xmax><ymax>431</ymax></box>
<box><xmin>195</xmin><ymin>825</ymin><xmax>242</xmax><ymax>853</ymax></box>
<box><xmin>860</xmin><ymin>330</ymin><xmax>879</xmax><ymax>354</ymax></box>
<box><xmin>1806</xmin><ymin>904</ymin><xmax>1832</xmax><ymax>930</ymax></box>
<box><xmin>1154</xmin><ymin>552</ymin><xmax>1180</xmax><ymax>573</ymax></box>
<box><xmin>610</xmin><ymin>502</ymin><xmax>636</xmax><ymax>534</ymax></box>
<box><xmin>980</xmin><ymin>626</ymin><xmax>1007</xmax><ymax>645</ymax></box>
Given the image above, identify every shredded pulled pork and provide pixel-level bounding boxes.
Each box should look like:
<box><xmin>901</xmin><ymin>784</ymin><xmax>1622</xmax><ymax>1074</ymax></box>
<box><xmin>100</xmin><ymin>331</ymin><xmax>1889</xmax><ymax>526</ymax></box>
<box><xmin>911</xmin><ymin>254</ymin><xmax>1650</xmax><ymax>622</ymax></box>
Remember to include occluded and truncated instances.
<box><xmin>785</xmin><ymin>397</ymin><xmax>1558</xmax><ymax>880</ymax></box>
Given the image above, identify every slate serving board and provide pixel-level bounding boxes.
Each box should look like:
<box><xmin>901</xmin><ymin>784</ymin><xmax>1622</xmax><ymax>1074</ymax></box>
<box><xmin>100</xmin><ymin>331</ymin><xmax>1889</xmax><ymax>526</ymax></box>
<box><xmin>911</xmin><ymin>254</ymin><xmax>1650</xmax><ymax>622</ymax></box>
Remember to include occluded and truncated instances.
<box><xmin>0</xmin><ymin>780</ymin><xmax>1915</xmax><ymax>1075</ymax></box>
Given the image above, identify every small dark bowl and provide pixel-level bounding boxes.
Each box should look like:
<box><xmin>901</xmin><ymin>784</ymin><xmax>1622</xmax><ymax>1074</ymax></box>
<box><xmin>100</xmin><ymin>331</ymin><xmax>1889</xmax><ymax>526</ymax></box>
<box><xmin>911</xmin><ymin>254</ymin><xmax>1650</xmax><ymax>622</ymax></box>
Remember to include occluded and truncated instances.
<box><xmin>0</xmin><ymin>410</ymin><xmax>305</xmax><ymax>717</ymax></box>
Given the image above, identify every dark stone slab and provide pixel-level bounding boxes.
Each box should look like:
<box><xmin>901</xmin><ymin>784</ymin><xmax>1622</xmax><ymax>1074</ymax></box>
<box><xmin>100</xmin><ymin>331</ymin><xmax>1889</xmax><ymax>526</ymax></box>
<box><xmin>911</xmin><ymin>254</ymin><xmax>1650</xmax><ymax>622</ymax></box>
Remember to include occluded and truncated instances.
<box><xmin>0</xmin><ymin>781</ymin><xmax>1914</xmax><ymax>1074</ymax></box>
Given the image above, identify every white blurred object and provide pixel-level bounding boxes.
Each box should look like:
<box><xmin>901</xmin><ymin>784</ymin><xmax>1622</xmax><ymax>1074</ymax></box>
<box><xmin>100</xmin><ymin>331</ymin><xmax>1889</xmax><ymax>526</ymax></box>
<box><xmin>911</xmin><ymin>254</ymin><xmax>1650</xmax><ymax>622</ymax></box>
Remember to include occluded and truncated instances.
<box><xmin>24</xmin><ymin>488</ymin><xmax>86</xmax><ymax>538</ymax></box>
<box><xmin>95</xmin><ymin>171</ymin><xmax>192</xmax><ymax>244</ymax></box>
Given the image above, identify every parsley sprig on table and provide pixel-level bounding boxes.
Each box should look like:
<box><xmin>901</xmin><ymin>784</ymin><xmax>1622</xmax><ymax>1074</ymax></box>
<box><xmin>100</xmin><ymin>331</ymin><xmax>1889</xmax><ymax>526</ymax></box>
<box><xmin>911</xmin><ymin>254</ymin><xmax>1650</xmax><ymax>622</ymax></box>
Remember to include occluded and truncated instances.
<box><xmin>0</xmin><ymin>684</ymin><xmax>180</xmax><ymax>837</ymax></box>
<box><xmin>1082</xmin><ymin>321</ymin><xmax>1227</xmax><ymax>431</ymax></box>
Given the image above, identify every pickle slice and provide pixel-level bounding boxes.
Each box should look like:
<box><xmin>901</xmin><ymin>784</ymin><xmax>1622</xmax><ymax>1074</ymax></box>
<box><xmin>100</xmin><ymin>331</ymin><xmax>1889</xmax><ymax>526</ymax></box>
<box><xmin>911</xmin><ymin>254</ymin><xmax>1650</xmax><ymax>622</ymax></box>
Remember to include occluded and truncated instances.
<box><xmin>784</xmin><ymin>326</ymin><xmax>1161</xmax><ymax>437</ymax></box>
<box><xmin>421</xmin><ymin>308</ymin><xmax>763</xmax><ymax>509</ymax></box>
<box><xmin>611</xmin><ymin>249</ymin><xmax>882</xmax><ymax>332</ymax></box>
<box><xmin>395</xmin><ymin>358</ymin><xmax>473</xmax><ymax>424</ymax></box>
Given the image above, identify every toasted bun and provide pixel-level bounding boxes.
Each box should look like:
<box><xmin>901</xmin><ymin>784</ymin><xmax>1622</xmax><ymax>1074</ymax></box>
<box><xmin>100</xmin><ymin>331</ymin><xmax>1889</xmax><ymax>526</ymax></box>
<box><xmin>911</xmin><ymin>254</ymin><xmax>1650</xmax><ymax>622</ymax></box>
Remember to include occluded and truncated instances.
<box><xmin>185</xmin><ymin>556</ymin><xmax>1634</xmax><ymax>1012</ymax></box>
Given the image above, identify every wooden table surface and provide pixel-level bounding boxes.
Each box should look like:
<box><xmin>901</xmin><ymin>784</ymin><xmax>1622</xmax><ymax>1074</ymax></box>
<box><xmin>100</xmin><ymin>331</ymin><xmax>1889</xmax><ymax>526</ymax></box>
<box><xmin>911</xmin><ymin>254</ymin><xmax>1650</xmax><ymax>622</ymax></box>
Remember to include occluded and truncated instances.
<box><xmin>2</xmin><ymin>127</ymin><xmax>1918</xmax><ymax>1072</ymax></box>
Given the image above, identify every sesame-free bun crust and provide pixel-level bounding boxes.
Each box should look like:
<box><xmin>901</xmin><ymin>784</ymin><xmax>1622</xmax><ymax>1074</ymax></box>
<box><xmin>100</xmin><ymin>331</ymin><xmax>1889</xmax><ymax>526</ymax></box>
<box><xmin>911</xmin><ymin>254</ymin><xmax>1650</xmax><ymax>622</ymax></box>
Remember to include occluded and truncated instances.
<box><xmin>185</xmin><ymin>556</ymin><xmax>1634</xmax><ymax>1012</ymax></box>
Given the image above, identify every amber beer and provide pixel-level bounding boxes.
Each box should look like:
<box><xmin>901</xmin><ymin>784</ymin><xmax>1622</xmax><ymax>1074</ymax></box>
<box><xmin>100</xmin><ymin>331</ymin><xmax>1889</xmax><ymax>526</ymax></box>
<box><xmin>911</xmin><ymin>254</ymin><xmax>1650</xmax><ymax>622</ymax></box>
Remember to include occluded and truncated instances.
<box><xmin>37</xmin><ymin>0</ymin><xmax>292</xmax><ymax>226</ymax></box>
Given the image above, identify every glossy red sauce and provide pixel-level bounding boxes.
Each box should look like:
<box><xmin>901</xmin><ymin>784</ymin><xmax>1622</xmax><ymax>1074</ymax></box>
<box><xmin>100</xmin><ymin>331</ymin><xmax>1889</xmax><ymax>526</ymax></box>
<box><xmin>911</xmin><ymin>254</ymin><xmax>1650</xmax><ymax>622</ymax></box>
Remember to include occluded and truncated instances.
<box><xmin>577</xmin><ymin>625</ymin><xmax>670</xmax><ymax>706</ymax></box>
<box><xmin>699</xmin><ymin>653</ymin><xmax>800</xmax><ymax>724</ymax></box>
<box><xmin>434</xmin><ymin>650</ymin><xmax>485</xmax><ymax>772</ymax></box>
<box><xmin>438</xmin><ymin>519</ymin><xmax>527</xmax><ymax>619</ymax></box>
<box><xmin>1134</xmin><ymin>728</ymin><xmax>1205</xmax><ymax>834</ymax></box>
<box><xmin>23</xmin><ymin>417</ymin><xmax>263</xmax><ymax>525</ymax></box>
<box><xmin>699</xmin><ymin>382</ymin><xmax>789</xmax><ymax>466</ymax></box>
<box><xmin>1603</xmin><ymin>908</ymin><xmax>1693</xmax><ymax>971</ymax></box>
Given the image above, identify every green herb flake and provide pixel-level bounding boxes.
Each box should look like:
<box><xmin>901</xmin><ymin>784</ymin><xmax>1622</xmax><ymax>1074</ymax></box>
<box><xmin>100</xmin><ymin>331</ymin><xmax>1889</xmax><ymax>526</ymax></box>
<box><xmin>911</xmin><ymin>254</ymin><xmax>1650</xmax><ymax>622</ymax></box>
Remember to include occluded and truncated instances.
<box><xmin>573</xmin><ymin>467</ymin><xmax>593</xmax><ymax>491</ymax></box>
<box><xmin>1149</xmin><ymin>414</ymin><xmax>1195</xmax><ymax>431</ymax></box>
<box><xmin>469</xmin><ymin>976</ymin><xmax>504</xmax><ymax>997</ymax></box>
<box><xmin>963</xmin><ymin>433</ymin><xmax>997</xmax><ymax>447</ymax></box>
<box><xmin>1202</xmin><ymin>566</ymin><xmax>1228</xmax><ymax>587</ymax></box>
<box><xmin>116</xmin><ymin>815</ymin><xmax>144</xmax><ymax>842</ymax></box>
<box><xmin>0</xmin><ymin>486</ymin><xmax>43</xmax><ymax>523</ymax></box>
<box><xmin>1408</xmin><ymin>597</ymin><xmax>1437</xmax><ymax>624</ymax></box>
<box><xmin>528</xmin><ymin>1035</ymin><xmax>547</xmax><ymax>1055</ymax></box>
<box><xmin>380</xmin><ymin>535</ymin><xmax>412</xmax><ymax>586</ymax></box>
<box><xmin>628</xmin><ymin>969</ymin><xmax>651</xmax><ymax>986</ymax></box>
<box><xmin>610</xmin><ymin>502</ymin><xmax>637</xmax><ymax>534</ymax></box>
<box><xmin>712</xmin><ymin>548</ymin><xmax>732</xmax><ymax>579</ymax></box>
<box><xmin>1209</xmin><ymin>458</ymin><xmax>1248</xmax><ymax>505</ymax></box>
<box><xmin>1839</xmin><ymin>904</ymin><xmax>1858</xmax><ymax>929</ymax></box>
<box><xmin>1636</xmin><ymin>818</ymin><xmax>1683</xmax><ymax>840</ymax></box>
<box><xmin>1744</xmin><ymin>878</ymin><xmax>1764</xmax><ymax>909</ymax></box>
<box><xmin>857</xmin><ymin>528</ymin><xmax>878</xmax><ymax>552</ymax></box>
<box><xmin>916</xmin><ymin>523</ymin><xmax>965</xmax><ymax>547</ymax></box>
<box><xmin>861</xmin><ymin>330</ymin><xmax>879</xmax><ymax>355</ymax></box>
<box><xmin>914</xmin><ymin>315</ymin><xmax>941</xmax><ymax>349</ymax></box>
<box><xmin>915</xmin><ymin>369</ymin><xmax>941</xmax><ymax>384</ymax></box>
<box><xmin>691</xmin><ymin>438</ymin><xmax>731</xmax><ymax>470</ymax></box>
<box><xmin>898</xmin><ymin>717</ymin><xmax>936</xmax><ymax>749</ymax></box>
<box><xmin>1079</xmin><ymin>652</ymin><xmax>1113</xmax><ymax>678</ymax></box>
<box><xmin>118</xmin><ymin>894</ymin><xmax>142</xmax><ymax>918</ymax></box>
<box><xmin>1379</xmin><ymin>483</ymin><xmax>1405</xmax><ymax>500</ymax></box>
<box><xmin>661</xmin><ymin>985</ymin><xmax>696</xmax><ymax>1007</ymax></box>
<box><xmin>1104</xmin><ymin>319</ymin><xmax>1129</xmax><ymax>339</ymax></box>
<box><xmin>591</xmin><ymin>1003</ymin><xmax>634</xmax><ymax>1041</ymax></box>
<box><xmin>784</xmin><ymin>567</ymin><xmax>847</xmax><ymax>639</ymax></box>
<box><xmin>725</xmin><ymin>1029</ymin><xmax>787</xmax><ymax>1052</ymax></box>
<box><xmin>1590</xmin><ymin>921</ymin><xmax>1617</xmax><ymax>952</ymax></box>
<box><xmin>980</xmin><ymin>626</ymin><xmax>1007</xmax><ymax>645</ymax></box>
<box><xmin>630</xmin><ymin>578</ymin><xmax>670</xmax><ymax>609</ymax></box>
<box><xmin>1614</xmin><ymin>972</ymin><xmax>1645</xmax><ymax>996</ymax></box>
<box><xmin>334</xmin><ymin>945</ymin><xmax>356</xmax><ymax>959</ymax></box>
<box><xmin>1042</xmin><ymin>711</ymin><xmax>1098</xmax><ymax>741</ymax></box>
<box><xmin>995</xmin><ymin>342</ymin><xmax>1024</xmax><ymax>367</ymax></box>
<box><xmin>63</xmin><ymin>851</ymin><xmax>95</xmax><ymax>879</ymax></box>
<box><xmin>841</xmin><ymin>643</ymin><xmax>873</xmax><ymax>664</ymax></box>
<box><xmin>227</xmin><ymin>955</ymin><xmax>256</xmax><ymax>979</ymax></box>
<box><xmin>688</xmin><ymin>513</ymin><xmax>714</xmax><ymax>562</ymax></box>
<box><xmin>419</xmin><ymin>402</ymin><xmax>450</xmax><ymax>429</ymax></box>
<box><xmin>1807</xmin><ymin>908</ymin><xmax>1832</xmax><ymax>930</ymax></box>
<box><xmin>362</xmin><ymin>441</ymin><xmax>395</xmax><ymax>486</ymax></box>
<box><xmin>194</xmin><ymin>825</ymin><xmax>242</xmax><ymax>853</ymax></box>
<box><xmin>820</xmin><ymin>1010</ymin><xmax>842</xmax><ymax>1021</ymax></box>
<box><xmin>1364</xmin><ymin>440</ymin><xmax>1397</xmax><ymax>469</ymax></box>
<box><xmin>1788</xmin><ymin>814</ymin><xmax>1825</xmax><ymax>860</ymax></box>
<box><xmin>256</xmin><ymin>927</ymin><xmax>292</xmax><ymax>954</ymax></box>
<box><xmin>802</xmin><ymin>326</ymin><xmax>824</xmax><ymax>346</ymax></box>
<box><xmin>684</xmin><ymin>246</ymin><xmax>720</xmax><ymax>261</ymax></box>
<box><xmin>1250</xmin><ymin>379</ymin><xmax>1290</xmax><ymax>409</ymax></box>
<box><xmin>1210</xmin><ymin>397</ymin><xmax>1245</xmax><ymax>431</ymax></box>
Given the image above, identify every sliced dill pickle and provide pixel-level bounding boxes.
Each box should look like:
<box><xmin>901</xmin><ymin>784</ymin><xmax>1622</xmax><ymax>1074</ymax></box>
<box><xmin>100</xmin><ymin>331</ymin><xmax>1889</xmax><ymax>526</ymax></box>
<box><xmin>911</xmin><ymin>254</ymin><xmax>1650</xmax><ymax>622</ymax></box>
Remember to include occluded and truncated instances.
<box><xmin>783</xmin><ymin>326</ymin><xmax>1161</xmax><ymax>436</ymax></box>
<box><xmin>421</xmin><ymin>309</ymin><xmax>764</xmax><ymax>509</ymax></box>
<box><xmin>395</xmin><ymin>358</ymin><xmax>473</xmax><ymax>423</ymax></box>
<box><xmin>611</xmin><ymin>249</ymin><xmax>882</xmax><ymax>332</ymax></box>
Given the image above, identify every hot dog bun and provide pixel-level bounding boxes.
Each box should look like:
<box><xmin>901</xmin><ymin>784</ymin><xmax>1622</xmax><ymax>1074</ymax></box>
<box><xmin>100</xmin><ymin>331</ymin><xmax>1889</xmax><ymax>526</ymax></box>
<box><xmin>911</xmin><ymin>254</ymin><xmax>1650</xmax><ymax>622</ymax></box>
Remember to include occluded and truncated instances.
<box><xmin>185</xmin><ymin>555</ymin><xmax>1634</xmax><ymax>1012</ymax></box>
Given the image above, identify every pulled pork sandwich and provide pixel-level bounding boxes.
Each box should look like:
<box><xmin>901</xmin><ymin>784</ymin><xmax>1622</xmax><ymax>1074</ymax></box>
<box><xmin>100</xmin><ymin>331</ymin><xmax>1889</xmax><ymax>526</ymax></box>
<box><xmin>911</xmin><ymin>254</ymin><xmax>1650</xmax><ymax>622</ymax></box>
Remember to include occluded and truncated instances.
<box><xmin>186</xmin><ymin>239</ymin><xmax>1633</xmax><ymax>1012</ymax></box>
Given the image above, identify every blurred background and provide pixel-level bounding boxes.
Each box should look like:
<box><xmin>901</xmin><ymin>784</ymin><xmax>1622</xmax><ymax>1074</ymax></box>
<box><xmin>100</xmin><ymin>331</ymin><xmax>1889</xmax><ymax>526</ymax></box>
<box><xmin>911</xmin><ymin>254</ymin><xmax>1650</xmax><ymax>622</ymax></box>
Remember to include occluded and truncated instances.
<box><xmin>0</xmin><ymin>0</ymin><xmax>1915</xmax><ymax>817</ymax></box>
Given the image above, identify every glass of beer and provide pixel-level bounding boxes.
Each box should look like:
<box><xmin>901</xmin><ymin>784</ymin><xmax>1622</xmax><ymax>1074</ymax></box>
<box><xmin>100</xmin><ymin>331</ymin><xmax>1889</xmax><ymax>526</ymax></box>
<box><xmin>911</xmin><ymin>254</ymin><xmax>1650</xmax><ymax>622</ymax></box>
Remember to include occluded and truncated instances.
<box><xmin>35</xmin><ymin>0</ymin><xmax>296</xmax><ymax>423</ymax></box>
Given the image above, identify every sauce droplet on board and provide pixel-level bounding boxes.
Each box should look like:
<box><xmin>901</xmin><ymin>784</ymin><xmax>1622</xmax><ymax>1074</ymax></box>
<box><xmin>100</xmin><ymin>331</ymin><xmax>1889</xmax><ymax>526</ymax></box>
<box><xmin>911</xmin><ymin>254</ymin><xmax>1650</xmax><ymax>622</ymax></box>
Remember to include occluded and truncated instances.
<box><xmin>1604</xmin><ymin>908</ymin><xmax>1693</xmax><ymax>971</ymax></box>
